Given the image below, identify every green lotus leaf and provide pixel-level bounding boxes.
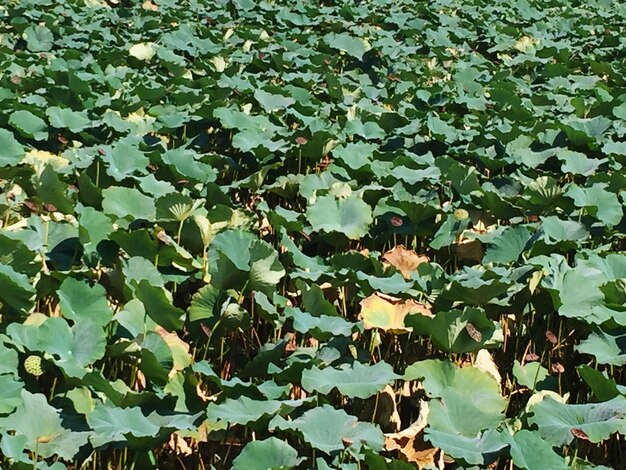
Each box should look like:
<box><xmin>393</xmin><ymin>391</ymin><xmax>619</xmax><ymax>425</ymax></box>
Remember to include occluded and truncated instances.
<box><xmin>0</xmin><ymin>433</ymin><xmax>28</xmax><ymax>463</ymax></box>
<box><xmin>232</xmin><ymin>437</ymin><xmax>301</xmax><ymax>470</ymax></box>
<box><xmin>512</xmin><ymin>360</ymin><xmax>556</xmax><ymax>391</ymax></box>
<box><xmin>540</xmin><ymin>216</ymin><xmax>589</xmax><ymax>244</ymax></box>
<box><xmin>0</xmin><ymin>375</ymin><xmax>23</xmax><ymax>414</ymax></box>
<box><xmin>501</xmin><ymin>429</ymin><xmax>569</xmax><ymax>470</ymax></box>
<box><xmin>206</xmin><ymin>396</ymin><xmax>285</xmax><ymax>426</ymax></box>
<box><xmin>270</xmin><ymin>405</ymin><xmax>384</xmax><ymax>454</ymax></box>
<box><xmin>557</xmin><ymin>150</ymin><xmax>605</xmax><ymax>177</ymax></box>
<box><xmin>0</xmin><ymin>129</ymin><xmax>25</xmax><ymax>167</ymax></box>
<box><xmin>425</xmin><ymin>428</ymin><xmax>506</xmax><ymax>466</ymax></box>
<box><xmin>301</xmin><ymin>361</ymin><xmax>399</xmax><ymax>399</ymax></box>
<box><xmin>613</xmin><ymin>102</ymin><xmax>626</xmax><ymax>119</ymax></box>
<box><xmin>566</xmin><ymin>184</ymin><xmax>623</xmax><ymax>227</ymax></box>
<box><xmin>284</xmin><ymin>307</ymin><xmax>355</xmax><ymax>340</ymax></box>
<box><xmin>0</xmin><ymin>390</ymin><xmax>89</xmax><ymax>460</ymax></box>
<box><xmin>86</xmin><ymin>401</ymin><xmax>160</xmax><ymax>442</ymax></box>
<box><xmin>135</xmin><ymin>281</ymin><xmax>185</xmax><ymax>332</ymax></box>
<box><xmin>333</xmin><ymin>142</ymin><xmax>376</xmax><ymax>170</ymax></box>
<box><xmin>38</xmin><ymin>318</ymin><xmax>106</xmax><ymax>378</ymax></box>
<box><xmin>102</xmin><ymin>141</ymin><xmax>150</xmax><ymax>181</ymax></box>
<box><xmin>209</xmin><ymin>230</ymin><xmax>285</xmax><ymax>294</ymax></box>
<box><xmin>356</xmin><ymin>272</ymin><xmax>414</xmax><ymax>295</ymax></box>
<box><xmin>405</xmin><ymin>359</ymin><xmax>506</xmax><ymax>436</ymax></box>
<box><xmin>0</xmin><ymin>342</ymin><xmax>19</xmax><ymax>376</ymax></box>
<box><xmin>430</xmin><ymin>214</ymin><xmax>470</xmax><ymax>250</ymax></box>
<box><xmin>123</xmin><ymin>256</ymin><xmax>165</xmax><ymax>288</ymax></box>
<box><xmin>160</xmin><ymin>148</ymin><xmax>217</xmax><ymax>184</ymax></box>
<box><xmin>9</xmin><ymin>110</ymin><xmax>48</xmax><ymax>141</ymax></box>
<box><xmin>77</xmin><ymin>205</ymin><xmax>114</xmax><ymax>250</ymax></box>
<box><xmin>57</xmin><ymin>277</ymin><xmax>113</xmax><ymax>326</ymax></box>
<box><xmin>139</xmin><ymin>330</ymin><xmax>174</xmax><ymax>385</ymax></box>
<box><xmin>254</xmin><ymin>89</ymin><xmax>296</xmax><ymax>112</ymax></box>
<box><xmin>102</xmin><ymin>186</ymin><xmax>156</xmax><ymax>221</ymax></box>
<box><xmin>405</xmin><ymin>307</ymin><xmax>496</xmax><ymax>353</ymax></box>
<box><xmin>344</xmin><ymin>119</ymin><xmax>386</xmax><ymax>140</ymax></box>
<box><xmin>553</xmin><ymin>266</ymin><xmax>617</xmax><ymax>324</ymax></box>
<box><xmin>23</xmin><ymin>24</ymin><xmax>54</xmax><ymax>52</ymax></box>
<box><xmin>478</xmin><ymin>226</ymin><xmax>532</xmax><ymax>264</ymax></box>
<box><xmin>279</xmin><ymin>228</ymin><xmax>329</xmax><ymax>275</ymax></box>
<box><xmin>187</xmin><ymin>284</ymin><xmax>225</xmax><ymax>323</ymax></box>
<box><xmin>0</xmin><ymin>264</ymin><xmax>36</xmax><ymax>314</ymax></box>
<box><xmin>38</xmin><ymin>165</ymin><xmax>74</xmax><ymax>213</ymax></box>
<box><xmin>323</xmin><ymin>32</ymin><xmax>370</xmax><ymax>59</ymax></box>
<box><xmin>561</xmin><ymin>116</ymin><xmax>612</xmax><ymax>145</ymax></box>
<box><xmin>306</xmin><ymin>195</ymin><xmax>373</xmax><ymax>240</ymax></box>
<box><xmin>528</xmin><ymin>396</ymin><xmax>626</xmax><ymax>446</ymax></box>
<box><xmin>578</xmin><ymin>365</ymin><xmax>622</xmax><ymax>401</ymax></box>
<box><xmin>46</xmin><ymin>106</ymin><xmax>91</xmax><ymax>133</ymax></box>
<box><xmin>576</xmin><ymin>330</ymin><xmax>626</xmax><ymax>366</ymax></box>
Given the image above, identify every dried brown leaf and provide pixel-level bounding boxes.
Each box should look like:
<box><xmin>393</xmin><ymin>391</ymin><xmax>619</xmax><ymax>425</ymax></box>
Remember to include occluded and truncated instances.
<box><xmin>382</xmin><ymin>245</ymin><xmax>429</xmax><ymax>279</ymax></box>
<box><xmin>385</xmin><ymin>401</ymin><xmax>442</xmax><ymax>469</ymax></box>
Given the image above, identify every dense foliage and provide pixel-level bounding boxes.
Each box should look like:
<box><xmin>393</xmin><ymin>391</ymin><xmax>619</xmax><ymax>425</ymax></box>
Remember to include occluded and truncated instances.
<box><xmin>0</xmin><ymin>0</ymin><xmax>625</xmax><ymax>468</ymax></box>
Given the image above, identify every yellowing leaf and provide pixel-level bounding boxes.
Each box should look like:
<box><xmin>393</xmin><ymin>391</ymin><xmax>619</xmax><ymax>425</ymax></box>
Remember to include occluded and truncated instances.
<box><xmin>474</xmin><ymin>350</ymin><xmax>502</xmax><ymax>387</ymax></box>
<box><xmin>142</xmin><ymin>0</ymin><xmax>158</xmax><ymax>11</ymax></box>
<box><xmin>156</xmin><ymin>327</ymin><xmax>192</xmax><ymax>376</ymax></box>
<box><xmin>22</xmin><ymin>149</ymin><xmax>69</xmax><ymax>177</ymax></box>
<box><xmin>514</xmin><ymin>36</ymin><xmax>537</xmax><ymax>52</ymax></box>
<box><xmin>210</xmin><ymin>56</ymin><xmax>227</xmax><ymax>72</ymax></box>
<box><xmin>382</xmin><ymin>245</ymin><xmax>429</xmax><ymax>279</ymax></box>
<box><xmin>359</xmin><ymin>293</ymin><xmax>431</xmax><ymax>333</ymax></box>
<box><xmin>129</xmin><ymin>42</ymin><xmax>156</xmax><ymax>61</ymax></box>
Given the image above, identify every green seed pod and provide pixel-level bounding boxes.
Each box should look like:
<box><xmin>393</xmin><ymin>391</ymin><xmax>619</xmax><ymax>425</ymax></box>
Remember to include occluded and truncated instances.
<box><xmin>24</xmin><ymin>355</ymin><xmax>44</xmax><ymax>377</ymax></box>
<box><xmin>453</xmin><ymin>208</ymin><xmax>469</xmax><ymax>221</ymax></box>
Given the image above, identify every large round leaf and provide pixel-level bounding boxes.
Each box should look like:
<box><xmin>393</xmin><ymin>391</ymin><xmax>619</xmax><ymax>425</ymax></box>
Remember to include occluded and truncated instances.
<box><xmin>0</xmin><ymin>129</ymin><xmax>25</xmax><ymax>167</ymax></box>
<box><xmin>270</xmin><ymin>405</ymin><xmax>384</xmax><ymax>454</ymax></box>
<box><xmin>425</xmin><ymin>428</ymin><xmax>506</xmax><ymax>466</ymax></box>
<box><xmin>0</xmin><ymin>391</ymin><xmax>89</xmax><ymax>460</ymax></box>
<box><xmin>528</xmin><ymin>396</ymin><xmax>626</xmax><ymax>446</ymax></box>
<box><xmin>233</xmin><ymin>437</ymin><xmax>301</xmax><ymax>470</ymax></box>
<box><xmin>405</xmin><ymin>359</ymin><xmax>506</xmax><ymax>436</ymax></box>
<box><xmin>301</xmin><ymin>361</ymin><xmax>400</xmax><ymax>399</ymax></box>
<box><xmin>502</xmin><ymin>429</ymin><xmax>569</xmax><ymax>470</ymax></box>
<box><xmin>306</xmin><ymin>195</ymin><xmax>373</xmax><ymax>239</ymax></box>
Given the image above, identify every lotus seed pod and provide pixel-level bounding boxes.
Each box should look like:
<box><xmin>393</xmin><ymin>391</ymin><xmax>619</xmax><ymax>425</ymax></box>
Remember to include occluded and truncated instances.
<box><xmin>453</xmin><ymin>208</ymin><xmax>469</xmax><ymax>221</ymax></box>
<box><xmin>24</xmin><ymin>355</ymin><xmax>44</xmax><ymax>377</ymax></box>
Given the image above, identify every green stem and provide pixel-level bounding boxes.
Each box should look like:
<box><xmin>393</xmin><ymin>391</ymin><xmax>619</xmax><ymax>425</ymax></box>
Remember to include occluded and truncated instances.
<box><xmin>177</xmin><ymin>219</ymin><xmax>185</xmax><ymax>246</ymax></box>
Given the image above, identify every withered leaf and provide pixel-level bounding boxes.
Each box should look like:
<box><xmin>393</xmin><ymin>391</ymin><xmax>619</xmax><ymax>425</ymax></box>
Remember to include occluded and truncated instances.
<box><xmin>382</xmin><ymin>245</ymin><xmax>429</xmax><ymax>279</ymax></box>
<box><xmin>359</xmin><ymin>293</ymin><xmax>431</xmax><ymax>333</ymax></box>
